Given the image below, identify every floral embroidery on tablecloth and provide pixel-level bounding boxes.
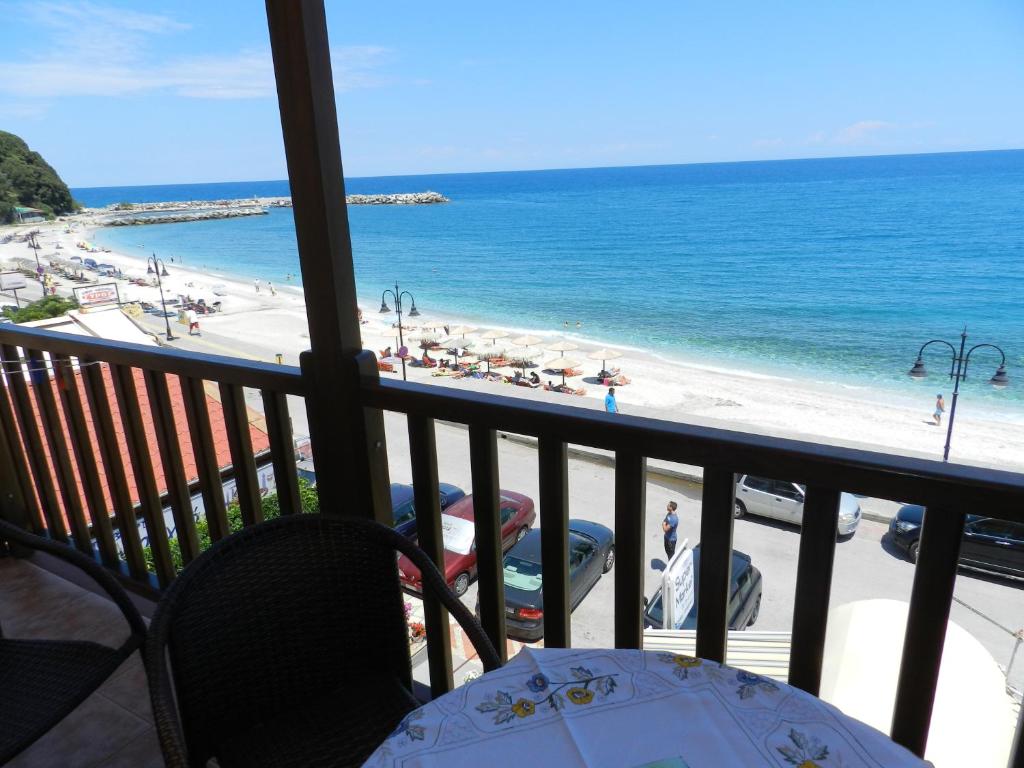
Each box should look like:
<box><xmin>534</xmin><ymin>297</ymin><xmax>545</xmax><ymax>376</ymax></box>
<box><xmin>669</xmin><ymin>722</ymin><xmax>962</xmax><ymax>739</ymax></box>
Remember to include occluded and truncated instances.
<box><xmin>389</xmin><ymin>709</ymin><xmax>426</xmax><ymax>743</ymax></box>
<box><xmin>475</xmin><ymin>664</ymin><xmax>618</xmax><ymax>724</ymax></box>
<box><xmin>735</xmin><ymin>669</ymin><xmax>780</xmax><ymax>700</ymax></box>
<box><xmin>657</xmin><ymin>652</ymin><xmax>704</xmax><ymax>680</ymax></box>
<box><xmin>776</xmin><ymin>728</ymin><xmax>830</xmax><ymax>766</ymax></box>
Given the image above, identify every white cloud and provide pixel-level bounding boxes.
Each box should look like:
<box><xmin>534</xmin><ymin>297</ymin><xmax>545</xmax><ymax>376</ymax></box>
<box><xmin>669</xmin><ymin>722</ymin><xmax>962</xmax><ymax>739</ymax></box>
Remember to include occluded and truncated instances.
<box><xmin>0</xmin><ymin>2</ymin><xmax>391</xmax><ymax>101</ymax></box>
<box><xmin>833</xmin><ymin>120</ymin><xmax>892</xmax><ymax>145</ymax></box>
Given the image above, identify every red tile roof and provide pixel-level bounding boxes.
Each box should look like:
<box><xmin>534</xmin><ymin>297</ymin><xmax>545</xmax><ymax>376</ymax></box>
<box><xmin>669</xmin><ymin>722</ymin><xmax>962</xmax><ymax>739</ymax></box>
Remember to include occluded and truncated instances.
<box><xmin>11</xmin><ymin>363</ymin><xmax>270</xmax><ymax>532</ymax></box>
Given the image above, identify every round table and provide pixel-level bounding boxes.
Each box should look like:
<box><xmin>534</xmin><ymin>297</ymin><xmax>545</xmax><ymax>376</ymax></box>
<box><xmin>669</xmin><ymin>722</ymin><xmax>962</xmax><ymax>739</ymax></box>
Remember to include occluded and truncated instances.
<box><xmin>366</xmin><ymin>648</ymin><xmax>928</xmax><ymax>767</ymax></box>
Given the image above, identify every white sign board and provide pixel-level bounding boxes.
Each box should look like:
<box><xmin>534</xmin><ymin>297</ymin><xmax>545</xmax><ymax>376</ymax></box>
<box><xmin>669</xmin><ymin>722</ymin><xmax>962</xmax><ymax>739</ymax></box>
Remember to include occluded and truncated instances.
<box><xmin>662</xmin><ymin>540</ymin><xmax>695</xmax><ymax>629</ymax></box>
<box><xmin>0</xmin><ymin>272</ymin><xmax>27</xmax><ymax>291</ymax></box>
<box><xmin>73</xmin><ymin>282</ymin><xmax>120</xmax><ymax>308</ymax></box>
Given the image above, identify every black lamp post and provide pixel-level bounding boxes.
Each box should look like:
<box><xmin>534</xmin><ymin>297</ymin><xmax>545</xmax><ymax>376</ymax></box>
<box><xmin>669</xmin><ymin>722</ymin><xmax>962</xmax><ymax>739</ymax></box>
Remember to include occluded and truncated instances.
<box><xmin>148</xmin><ymin>254</ymin><xmax>176</xmax><ymax>341</ymax></box>
<box><xmin>908</xmin><ymin>328</ymin><xmax>1009</xmax><ymax>461</ymax></box>
<box><xmin>379</xmin><ymin>281</ymin><xmax>420</xmax><ymax>381</ymax></box>
<box><xmin>30</xmin><ymin>231</ymin><xmax>42</xmax><ymax>278</ymax></box>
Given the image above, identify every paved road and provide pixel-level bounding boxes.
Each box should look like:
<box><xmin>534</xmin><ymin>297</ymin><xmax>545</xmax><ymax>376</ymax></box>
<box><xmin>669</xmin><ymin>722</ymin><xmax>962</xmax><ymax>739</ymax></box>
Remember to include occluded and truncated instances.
<box><xmin>384</xmin><ymin>417</ymin><xmax>1024</xmax><ymax>679</ymax></box>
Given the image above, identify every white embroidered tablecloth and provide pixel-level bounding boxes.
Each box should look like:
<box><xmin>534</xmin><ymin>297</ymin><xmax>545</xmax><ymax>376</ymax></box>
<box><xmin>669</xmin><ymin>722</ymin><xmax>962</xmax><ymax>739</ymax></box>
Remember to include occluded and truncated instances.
<box><xmin>365</xmin><ymin>647</ymin><xmax>927</xmax><ymax>767</ymax></box>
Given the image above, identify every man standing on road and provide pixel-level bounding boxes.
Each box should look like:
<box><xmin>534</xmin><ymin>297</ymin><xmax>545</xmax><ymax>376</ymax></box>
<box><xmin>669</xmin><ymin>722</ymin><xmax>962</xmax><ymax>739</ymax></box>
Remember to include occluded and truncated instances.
<box><xmin>662</xmin><ymin>501</ymin><xmax>679</xmax><ymax>560</ymax></box>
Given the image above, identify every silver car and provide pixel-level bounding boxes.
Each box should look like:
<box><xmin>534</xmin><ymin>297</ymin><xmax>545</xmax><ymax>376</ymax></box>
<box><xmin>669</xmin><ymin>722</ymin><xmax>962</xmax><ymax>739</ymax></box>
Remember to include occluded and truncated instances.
<box><xmin>734</xmin><ymin>475</ymin><xmax>861</xmax><ymax>536</ymax></box>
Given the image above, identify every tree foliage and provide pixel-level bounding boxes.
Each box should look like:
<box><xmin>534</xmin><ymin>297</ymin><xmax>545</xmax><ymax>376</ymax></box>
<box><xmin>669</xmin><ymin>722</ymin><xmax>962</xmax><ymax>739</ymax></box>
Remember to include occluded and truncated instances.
<box><xmin>0</xmin><ymin>131</ymin><xmax>75</xmax><ymax>223</ymax></box>
<box><xmin>1</xmin><ymin>295</ymin><xmax>78</xmax><ymax>322</ymax></box>
<box><xmin>143</xmin><ymin>478</ymin><xmax>321</xmax><ymax>573</ymax></box>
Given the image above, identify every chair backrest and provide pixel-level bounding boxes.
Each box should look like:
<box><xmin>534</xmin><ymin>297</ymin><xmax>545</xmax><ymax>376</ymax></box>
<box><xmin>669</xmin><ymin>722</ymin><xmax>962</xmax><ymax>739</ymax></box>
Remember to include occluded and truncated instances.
<box><xmin>150</xmin><ymin>514</ymin><xmax>411</xmax><ymax>764</ymax></box>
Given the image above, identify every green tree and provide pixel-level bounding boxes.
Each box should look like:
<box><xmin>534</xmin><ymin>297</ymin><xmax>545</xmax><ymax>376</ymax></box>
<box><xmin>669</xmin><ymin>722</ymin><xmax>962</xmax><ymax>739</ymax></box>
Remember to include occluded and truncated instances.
<box><xmin>142</xmin><ymin>478</ymin><xmax>320</xmax><ymax>573</ymax></box>
<box><xmin>0</xmin><ymin>131</ymin><xmax>75</xmax><ymax>223</ymax></box>
<box><xmin>2</xmin><ymin>295</ymin><xmax>78</xmax><ymax>322</ymax></box>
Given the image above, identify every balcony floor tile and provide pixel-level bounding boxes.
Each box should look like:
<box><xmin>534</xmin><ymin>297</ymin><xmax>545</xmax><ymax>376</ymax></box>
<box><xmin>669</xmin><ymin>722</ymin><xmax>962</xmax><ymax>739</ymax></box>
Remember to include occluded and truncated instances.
<box><xmin>1</xmin><ymin>557</ymin><xmax>161</xmax><ymax>767</ymax></box>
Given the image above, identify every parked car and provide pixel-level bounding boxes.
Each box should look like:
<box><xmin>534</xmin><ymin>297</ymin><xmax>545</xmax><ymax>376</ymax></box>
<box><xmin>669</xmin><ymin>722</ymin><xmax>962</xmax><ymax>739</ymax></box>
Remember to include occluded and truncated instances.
<box><xmin>643</xmin><ymin>545</ymin><xmax>762</xmax><ymax>630</ymax></box>
<box><xmin>734</xmin><ymin>475</ymin><xmax>861</xmax><ymax>535</ymax></box>
<box><xmin>492</xmin><ymin>519</ymin><xmax>615</xmax><ymax>641</ymax></box>
<box><xmin>396</xmin><ymin>491</ymin><xmax>536</xmax><ymax>596</ymax></box>
<box><xmin>888</xmin><ymin>505</ymin><xmax>1024</xmax><ymax>579</ymax></box>
<box><xmin>389</xmin><ymin>482</ymin><xmax>465</xmax><ymax>539</ymax></box>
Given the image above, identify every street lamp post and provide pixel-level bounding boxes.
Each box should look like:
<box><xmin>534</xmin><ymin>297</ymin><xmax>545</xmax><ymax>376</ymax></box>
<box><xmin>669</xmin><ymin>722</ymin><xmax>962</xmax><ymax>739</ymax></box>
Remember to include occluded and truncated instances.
<box><xmin>30</xmin><ymin>231</ymin><xmax>42</xmax><ymax>282</ymax></box>
<box><xmin>379</xmin><ymin>281</ymin><xmax>420</xmax><ymax>381</ymax></box>
<box><xmin>147</xmin><ymin>254</ymin><xmax>176</xmax><ymax>341</ymax></box>
<box><xmin>908</xmin><ymin>328</ymin><xmax>1009</xmax><ymax>461</ymax></box>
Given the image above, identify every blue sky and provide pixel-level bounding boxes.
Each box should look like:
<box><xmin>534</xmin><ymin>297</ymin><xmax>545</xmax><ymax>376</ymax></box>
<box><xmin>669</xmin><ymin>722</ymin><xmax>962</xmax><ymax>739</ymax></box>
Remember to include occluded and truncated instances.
<box><xmin>1</xmin><ymin>1</ymin><xmax>1022</xmax><ymax>187</ymax></box>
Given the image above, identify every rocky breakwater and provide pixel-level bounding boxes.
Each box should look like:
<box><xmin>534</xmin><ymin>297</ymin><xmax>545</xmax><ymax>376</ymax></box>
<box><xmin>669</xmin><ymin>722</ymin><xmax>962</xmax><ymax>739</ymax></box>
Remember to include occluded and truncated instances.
<box><xmin>98</xmin><ymin>206</ymin><xmax>268</xmax><ymax>226</ymax></box>
<box><xmin>345</xmin><ymin>191</ymin><xmax>449</xmax><ymax>205</ymax></box>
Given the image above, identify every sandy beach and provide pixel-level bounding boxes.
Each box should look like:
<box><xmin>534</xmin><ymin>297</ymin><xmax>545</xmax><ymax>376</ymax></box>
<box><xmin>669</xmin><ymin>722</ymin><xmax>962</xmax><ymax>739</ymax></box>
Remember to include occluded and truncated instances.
<box><xmin>2</xmin><ymin>215</ymin><xmax>1022</xmax><ymax>475</ymax></box>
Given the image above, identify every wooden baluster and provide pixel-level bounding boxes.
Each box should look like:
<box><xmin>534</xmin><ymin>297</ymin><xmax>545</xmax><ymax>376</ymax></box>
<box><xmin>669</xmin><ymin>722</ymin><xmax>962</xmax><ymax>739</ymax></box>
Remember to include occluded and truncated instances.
<box><xmin>54</xmin><ymin>354</ymin><xmax>119</xmax><ymax>566</ymax></box>
<box><xmin>614</xmin><ymin>450</ymin><xmax>646</xmax><ymax>649</ymax></box>
<box><xmin>0</xmin><ymin>351</ymin><xmax>41</xmax><ymax>531</ymax></box>
<box><xmin>144</xmin><ymin>370</ymin><xmax>200</xmax><ymax>566</ymax></box>
<box><xmin>469</xmin><ymin>425</ymin><xmax>506</xmax><ymax>663</ymax></box>
<box><xmin>262</xmin><ymin>390</ymin><xmax>302</xmax><ymax>515</ymax></box>
<box><xmin>81</xmin><ymin>360</ymin><xmax>147</xmax><ymax>581</ymax></box>
<box><xmin>110</xmin><ymin>364</ymin><xmax>175</xmax><ymax>587</ymax></box>
<box><xmin>788</xmin><ymin>486</ymin><xmax>841</xmax><ymax>695</ymax></box>
<box><xmin>696</xmin><ymin>467</ymin><xmax>735</xmax><ymax>663</ymax></box>
<box><xmin>218</xmin><ymin>383</ymin><xmax>262</xmax><ymax>527</ymax></box>
<box><xmin>538</xmin><ymin>436</ymin><xmax>570</xmax><ymax>648</ymax></box>
<box><xmin>1</xmin><ymin>343</ymin><xmax>65</xmax><ymax>539</ymax></box>
<box><xmin>408</xmin><ymin>414</ymin><xmax>453</xmax><ymax>696</ymax></box>
<box><xmin>891</xmin><ymin>506</ymin><xmax>966</xmax><ymax>757</ymax></box>
<box><xmin>180</xmin><ymin>376</ymin><xmax>230</xmax><ymax>542</ymax></box>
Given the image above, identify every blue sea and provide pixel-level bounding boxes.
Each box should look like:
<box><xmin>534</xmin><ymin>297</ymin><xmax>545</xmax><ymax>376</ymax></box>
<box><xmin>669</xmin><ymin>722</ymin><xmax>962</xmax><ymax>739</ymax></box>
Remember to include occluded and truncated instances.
<box><xmin>75</xmin><ymin>150</ymin><xmax>1024</xmax><ymax>413</ymax></box>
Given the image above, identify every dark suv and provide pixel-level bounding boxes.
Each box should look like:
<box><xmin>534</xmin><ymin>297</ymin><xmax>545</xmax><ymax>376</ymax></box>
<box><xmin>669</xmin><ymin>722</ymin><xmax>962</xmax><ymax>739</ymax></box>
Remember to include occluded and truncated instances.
<box><xmin>888</xmin><ymin>505</ymin><xmax>1024</xmax><ymax>579</ymax></box>
<box><xmin>643</xmin><ymin>546</ymin><xmax>762</xmax><ymax>630</ymax></box>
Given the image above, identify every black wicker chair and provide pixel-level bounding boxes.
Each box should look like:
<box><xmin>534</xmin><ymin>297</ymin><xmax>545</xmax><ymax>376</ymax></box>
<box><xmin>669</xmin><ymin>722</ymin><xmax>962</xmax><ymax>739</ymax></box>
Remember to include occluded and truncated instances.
<box><xmin>0</xmin><ymin>517</ymin><xmax>147</xmax><ymax>765</ymax></box>
<box><xmin>145</xmin><ymin>513</ymin><xmax>502</xmax><ymax>768</ymax></box>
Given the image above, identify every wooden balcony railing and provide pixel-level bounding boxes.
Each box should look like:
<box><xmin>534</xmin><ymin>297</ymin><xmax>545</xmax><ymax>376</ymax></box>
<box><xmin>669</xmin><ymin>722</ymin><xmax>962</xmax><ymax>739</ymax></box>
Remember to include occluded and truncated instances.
<box><xmin>1</xmin><ymin>326</ymin><xmax>1023</xmax><ymax>761</ymax></box>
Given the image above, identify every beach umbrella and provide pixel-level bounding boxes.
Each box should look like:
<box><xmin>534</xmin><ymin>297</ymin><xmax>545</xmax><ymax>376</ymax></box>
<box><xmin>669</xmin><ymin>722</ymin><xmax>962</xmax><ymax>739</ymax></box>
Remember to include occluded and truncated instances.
<box><xmin>544</xmin><ymin>356</ymin><xmax>582</xmax><ymax>386</ymax></box>
<box><xmin>587</xmin><ymin>348</ymin><xmax>624</xmax><ymax>373</ymax></box>
<box><xmin>480</xmin><ymin>329</ymin><xmax>510</xmax><ymax>345</ymax></box>
<box><xmin>478</xmin><ymin>348</ymin><xmax>508</xmax><ymax>373</ymax></box>
<box><xmin>449</xmin><ymin>324</ymin><xmax>477</xmax><ymax>338</ymax></box>
<box><xmin>511</xmin><ymin>334</ymin><xmax>543</xmax><ymax>347</ymax></box>
<box><xmin>507</xmin><ymin>346</ymin><xmax>541</xmax><ymax>374</ymax></box>
<box><xmin>546</xmin><ymin>339</ymin><xmax>580</xmax><ymax>353</ymax></box>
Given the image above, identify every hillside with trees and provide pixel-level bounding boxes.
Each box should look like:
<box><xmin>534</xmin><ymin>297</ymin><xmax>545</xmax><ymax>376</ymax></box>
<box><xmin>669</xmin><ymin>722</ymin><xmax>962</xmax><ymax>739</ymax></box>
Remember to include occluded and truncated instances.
<box><xmin>0</xmin><ymin>131</ymin><xmax>75</xmax><ymax>223</ymax></box>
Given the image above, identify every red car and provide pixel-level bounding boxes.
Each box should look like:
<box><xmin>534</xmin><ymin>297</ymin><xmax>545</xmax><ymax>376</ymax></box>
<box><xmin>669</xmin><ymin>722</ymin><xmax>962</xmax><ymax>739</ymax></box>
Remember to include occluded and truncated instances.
<box><xmin>396</xmin><ymin>491</ymin><xmax>536</xmax><ymax>596</ymax></box>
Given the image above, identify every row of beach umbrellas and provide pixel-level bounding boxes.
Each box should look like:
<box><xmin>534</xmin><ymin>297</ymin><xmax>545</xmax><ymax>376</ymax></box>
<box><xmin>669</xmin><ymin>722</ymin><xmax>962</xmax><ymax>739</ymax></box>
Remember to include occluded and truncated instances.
<box><xmin>401</xmin><ymin>319</ymin><xmax>624</xmax><ymax>380</ymax></box>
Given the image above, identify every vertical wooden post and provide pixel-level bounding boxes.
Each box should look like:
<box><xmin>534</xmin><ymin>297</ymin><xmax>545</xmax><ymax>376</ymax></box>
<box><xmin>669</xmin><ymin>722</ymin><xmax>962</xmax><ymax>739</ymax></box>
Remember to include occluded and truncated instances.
<box><xmin>265</xmin><ymin>0</ymin><xmax>387</xmax><ymax>518</ymax></box>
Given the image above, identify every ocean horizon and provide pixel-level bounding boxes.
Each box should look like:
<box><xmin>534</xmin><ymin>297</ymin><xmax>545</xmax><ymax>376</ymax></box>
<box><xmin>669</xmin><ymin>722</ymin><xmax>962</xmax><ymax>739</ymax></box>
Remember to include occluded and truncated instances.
<box><xmin>77</xmin><ymin>150</ymin><xmax>1024</xmax><ymax>414</ymax></box>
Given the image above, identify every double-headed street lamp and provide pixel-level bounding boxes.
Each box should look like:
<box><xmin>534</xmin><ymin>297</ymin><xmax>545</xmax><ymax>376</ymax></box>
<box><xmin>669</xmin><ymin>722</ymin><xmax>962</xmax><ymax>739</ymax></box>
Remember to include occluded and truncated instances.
<box><xmin>909</xmin><ymin>328</ymin><xmax>1009</xmax><ymax>461</ymax></box>
<box><xmin>147</xmin><ymin>254</ymin><xmax>176</xmax><ymax>341</ymax></box>
<box><xmin>379</xmin><ymin>282</ymin><xmax>420</xmax><ymax>381</ymax></box>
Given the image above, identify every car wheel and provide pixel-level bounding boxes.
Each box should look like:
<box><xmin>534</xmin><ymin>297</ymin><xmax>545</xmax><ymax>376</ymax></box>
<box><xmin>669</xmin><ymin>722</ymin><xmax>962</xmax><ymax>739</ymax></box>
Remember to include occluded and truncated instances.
<box><xmin>748</xmin><ymin>596</ymin><xmax>761</xmax><ymax>627</ymax></box>
<box><xmin>602</xmin><ymin>545</ymin><xmax>616</xmax><ymax>573</ymax></box>
<box><xmin>516</xmin><ymin>526</ymin><xmax>528</xmax><ymax>543</ymax></box>
<box><xmin>908</xmin><ymin>540</ymin><xmax>920</xmax><ymax>564</ymax></box>
<box><xmin>733</xmin><ymin>500</ymin><xmax>746</xmax><ymax>519</ymax></box>
<box><xmin>453</xmin><ymin>572</ymin><xmax>470</xmax><ymax>596</ymax></box>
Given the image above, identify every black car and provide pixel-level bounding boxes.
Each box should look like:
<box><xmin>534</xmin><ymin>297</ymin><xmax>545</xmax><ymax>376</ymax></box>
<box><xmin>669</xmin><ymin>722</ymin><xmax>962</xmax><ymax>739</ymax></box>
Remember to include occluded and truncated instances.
<box><xmin>888</xmin><ymin>505</ymin><xmax>1024</xmax><ymax>579</ymax></box>
<box><xmin>390</xmin><ymin>482</ymin><xmax>465</xmax><ymax>539</ymax></box>
<box><xmin>493</xmin><ymin>519</ymin><xmax>615</xmax><ymax>641</ymax></box>
<box><xmin>642</xmin><ymin>546</ymin><xmax>762</xmax><ymax>630</ymax></box>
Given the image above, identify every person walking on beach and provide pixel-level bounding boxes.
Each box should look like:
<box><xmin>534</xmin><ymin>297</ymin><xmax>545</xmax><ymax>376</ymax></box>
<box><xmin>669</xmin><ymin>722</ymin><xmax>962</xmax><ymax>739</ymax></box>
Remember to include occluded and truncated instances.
<box><xmin>254</xmin><ymin>279</ymin><xmax>261</xmax><ymax>294</ymax></box>
<box><xmin>662</xmin><ymin>501</ymin><xmax>679</xmax><ymax>560</ymax></box>
<box><xmin>933</xmin><ymin>393</ymin><xmax>945</xmax><ymax>426</ymax></box>
<box><xmin>268</xmin><ymin>281</ymin><xmax>276</xmax><ymax>296</ymax></box>
<box><xmin>187</xmin><ymin>308</ymin><xmax>200</xmax><ymax>336</ymax></box>
<box><xmin>605</xmin><ymin>387</ymin><xmax>618</xmax><ymax>413</ymax></box>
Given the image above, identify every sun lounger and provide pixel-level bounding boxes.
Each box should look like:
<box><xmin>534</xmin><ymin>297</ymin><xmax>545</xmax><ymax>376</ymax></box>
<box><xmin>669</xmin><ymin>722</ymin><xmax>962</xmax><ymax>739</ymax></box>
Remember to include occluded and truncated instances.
<box><xmin>377</xmin><ymin>361</ymin><xmax>395</xmax><ymax>373</ymax></box>
<box><xmin>516</xmin><ymin>379</ymin><xmax>541</xmax><ymax>388</ymax></box>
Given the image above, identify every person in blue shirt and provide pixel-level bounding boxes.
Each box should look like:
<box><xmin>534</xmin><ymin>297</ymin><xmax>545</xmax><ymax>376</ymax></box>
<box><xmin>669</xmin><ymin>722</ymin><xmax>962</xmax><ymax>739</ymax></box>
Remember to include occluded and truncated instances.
<box><xmin>604</xmin><ymin>387</ymin><xmax>618</xmax><ymax>413</ymax></box>
<box><xmin>662</xmin><ymin>501</ymin><xmax>679</xmax><ymax>559</ymax></box>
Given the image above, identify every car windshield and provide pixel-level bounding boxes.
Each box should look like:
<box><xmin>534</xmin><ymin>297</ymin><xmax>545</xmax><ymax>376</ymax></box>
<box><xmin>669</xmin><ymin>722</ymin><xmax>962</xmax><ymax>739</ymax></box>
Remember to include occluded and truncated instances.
<box><xmin>503</xmin><ymin>555</ymin><xmax>543</xmax><ymax>591</ymax></box>
<box><xmin>440</xmin><ymin>515</ymin><xmax>475</xmax><ymax>555</ymax></box>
